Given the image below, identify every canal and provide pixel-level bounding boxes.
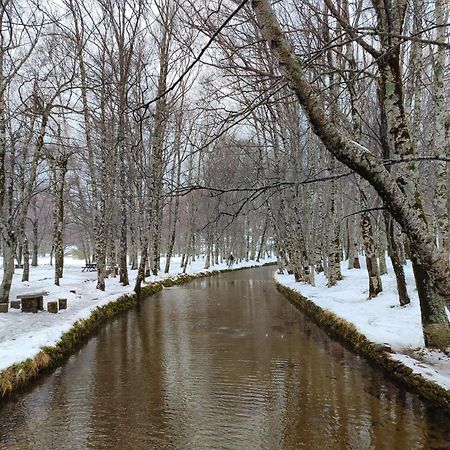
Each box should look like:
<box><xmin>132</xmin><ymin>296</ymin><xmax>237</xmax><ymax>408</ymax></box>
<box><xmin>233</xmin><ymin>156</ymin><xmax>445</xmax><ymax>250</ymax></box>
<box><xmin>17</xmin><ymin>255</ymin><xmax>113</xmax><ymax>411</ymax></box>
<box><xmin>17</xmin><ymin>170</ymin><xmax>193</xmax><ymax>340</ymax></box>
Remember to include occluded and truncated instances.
<box><xmin>0</xmin><ymin>266</ymin><xmax>449</xmax><ymax>449</ymax></box>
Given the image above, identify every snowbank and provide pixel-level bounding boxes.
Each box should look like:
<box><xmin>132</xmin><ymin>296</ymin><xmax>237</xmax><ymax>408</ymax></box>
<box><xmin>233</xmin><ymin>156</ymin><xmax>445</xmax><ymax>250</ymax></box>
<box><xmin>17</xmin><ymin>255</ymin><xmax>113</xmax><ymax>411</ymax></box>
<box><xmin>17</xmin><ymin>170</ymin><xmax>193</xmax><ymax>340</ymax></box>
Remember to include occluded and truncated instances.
<box><xmin>275</xmin><ymin>258</ymin><xmax>450</xmax><ymax>392</ymax></box>
<box><xmin>0</xmin><ymin>256</ymin><xmax>275</xmax><ymax>373</ymax></box>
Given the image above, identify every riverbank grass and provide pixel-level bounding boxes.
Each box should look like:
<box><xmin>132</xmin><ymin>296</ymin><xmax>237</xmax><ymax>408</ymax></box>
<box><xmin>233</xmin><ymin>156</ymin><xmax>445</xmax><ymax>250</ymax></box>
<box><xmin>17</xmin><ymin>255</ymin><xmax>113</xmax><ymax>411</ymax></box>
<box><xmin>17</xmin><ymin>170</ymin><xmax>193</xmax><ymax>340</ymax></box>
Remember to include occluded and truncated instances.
<box><xmin>275</xmin><ymin>261</ymin><xmax>450</xmax><ymax>413</ymax></box>
<box><xmin>0</xmin><ymin>258</ymin><xmax>275</xmax><ymax>399</ymax></box>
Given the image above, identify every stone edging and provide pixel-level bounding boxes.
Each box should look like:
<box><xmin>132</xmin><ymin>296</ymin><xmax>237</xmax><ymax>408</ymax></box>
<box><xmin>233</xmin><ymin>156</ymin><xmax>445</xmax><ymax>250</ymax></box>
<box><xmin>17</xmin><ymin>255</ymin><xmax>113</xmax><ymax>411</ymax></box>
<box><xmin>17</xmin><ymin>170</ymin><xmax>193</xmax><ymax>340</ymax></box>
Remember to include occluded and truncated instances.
<box><xmin>0</xmin><ymin>262</ymin><xmax>274</xmax><ymax>400</ymax></box>
<box><xmin>274</xmin><ymin>280</ymin><xmax>450</xmax><ymax>414</ymax></box>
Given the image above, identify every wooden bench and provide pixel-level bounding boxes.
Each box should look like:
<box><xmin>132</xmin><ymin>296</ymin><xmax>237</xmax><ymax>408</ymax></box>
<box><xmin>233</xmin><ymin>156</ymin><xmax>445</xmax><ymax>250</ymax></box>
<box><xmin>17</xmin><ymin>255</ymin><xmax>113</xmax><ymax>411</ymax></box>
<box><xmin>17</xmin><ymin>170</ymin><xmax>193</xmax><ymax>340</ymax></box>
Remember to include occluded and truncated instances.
<box><xmin>16</xmin><ymin>291</ymin><xmax>48</xmax><ymax>313</ymax></box>
<box><xmin>82</xmin><ymin>263</ymin><xmax>97</xmax><ymax>272</ymax></box>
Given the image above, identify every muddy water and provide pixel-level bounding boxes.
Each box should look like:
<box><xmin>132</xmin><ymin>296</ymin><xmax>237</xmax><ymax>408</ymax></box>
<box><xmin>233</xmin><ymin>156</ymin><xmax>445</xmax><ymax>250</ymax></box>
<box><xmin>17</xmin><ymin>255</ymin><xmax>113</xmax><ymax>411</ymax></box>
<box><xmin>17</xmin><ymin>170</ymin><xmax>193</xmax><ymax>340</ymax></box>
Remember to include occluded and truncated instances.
<box><xmin>0</xmin><ymin>266</ymin><xmax>449</xmax><ymax>449</ymax></box>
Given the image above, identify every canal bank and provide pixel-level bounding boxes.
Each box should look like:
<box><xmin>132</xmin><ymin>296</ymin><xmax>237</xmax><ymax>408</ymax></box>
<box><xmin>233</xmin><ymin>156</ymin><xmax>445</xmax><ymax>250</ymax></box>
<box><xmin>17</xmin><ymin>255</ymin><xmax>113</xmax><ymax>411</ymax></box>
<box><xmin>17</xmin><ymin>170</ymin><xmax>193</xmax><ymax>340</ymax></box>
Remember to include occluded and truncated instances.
<box><xmin>0</xmin><ymin>258</ymin><xmax>275</xmax><ymax>399</ymax></box>
<box><xmin>1</xmin><ymin>265</ymin><xmax>449</xmax><ymax>449</ymax></box>
<box><xmin>274</xmin><ymin>269</ymin><xmax>450</xmax><ymax>414</ymax></box>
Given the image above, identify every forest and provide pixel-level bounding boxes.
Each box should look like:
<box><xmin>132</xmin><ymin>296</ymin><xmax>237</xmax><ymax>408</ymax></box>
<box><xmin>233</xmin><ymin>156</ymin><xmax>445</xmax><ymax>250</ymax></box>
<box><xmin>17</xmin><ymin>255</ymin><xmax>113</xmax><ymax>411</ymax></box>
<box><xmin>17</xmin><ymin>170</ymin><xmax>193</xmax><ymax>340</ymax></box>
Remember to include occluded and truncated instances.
<box><xmin>0</xmin><ymin>0</ymin><xmax>449</xmax><ymax>354</ymax></box>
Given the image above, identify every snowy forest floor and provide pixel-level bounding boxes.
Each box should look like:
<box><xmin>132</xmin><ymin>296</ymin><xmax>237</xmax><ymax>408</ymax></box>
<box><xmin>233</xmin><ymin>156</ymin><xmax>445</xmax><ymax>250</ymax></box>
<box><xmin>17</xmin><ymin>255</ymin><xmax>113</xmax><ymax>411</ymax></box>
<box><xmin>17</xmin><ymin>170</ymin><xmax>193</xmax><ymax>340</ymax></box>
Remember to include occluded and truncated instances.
<box><xmin>0</xmin><ymin>255</ymin><xmax>275</xmax><ymax>373</ymax></box>
<box><xmin>276</xmin><ymin>257</ymin><xmax>450</xmax><ymax>393</ymax></box>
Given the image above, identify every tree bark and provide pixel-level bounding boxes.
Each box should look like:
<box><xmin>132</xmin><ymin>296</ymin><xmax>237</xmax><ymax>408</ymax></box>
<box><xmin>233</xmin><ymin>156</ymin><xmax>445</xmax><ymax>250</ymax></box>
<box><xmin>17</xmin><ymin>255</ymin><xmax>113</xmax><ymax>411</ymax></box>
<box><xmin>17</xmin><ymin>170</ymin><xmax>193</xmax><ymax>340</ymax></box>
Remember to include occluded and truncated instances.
<box><xmin>50</xmin><ymin>154</ymin><xmax>67</xmax><ymax>287</ymax></box>
<box><xmin>0</xmin><ymin>234</ymin><xmax>15</xmax><ymax>303</ymax></box>
<box><xmin>385</xmin><ymin>213</ymin><xmax>410</xmax><ymax>305</ymax></box>
<box><xmin>251</xmin><ymin>0</ymin><xmax>450</xmax><ymax>347</ymax></box>
<box><xmin>22</xmin><ymin>239</ymin><xmax>29</xmax><ymax>282</ymax></box>
<box><xmin>432</xmin><ymin>0</ymin><xmax>449</xmax><ymax>254</ymax></box>
<box><xmin>361</xmin><ymin>212</ymin><xmax>383</xmax><ymax>298</ymax></box>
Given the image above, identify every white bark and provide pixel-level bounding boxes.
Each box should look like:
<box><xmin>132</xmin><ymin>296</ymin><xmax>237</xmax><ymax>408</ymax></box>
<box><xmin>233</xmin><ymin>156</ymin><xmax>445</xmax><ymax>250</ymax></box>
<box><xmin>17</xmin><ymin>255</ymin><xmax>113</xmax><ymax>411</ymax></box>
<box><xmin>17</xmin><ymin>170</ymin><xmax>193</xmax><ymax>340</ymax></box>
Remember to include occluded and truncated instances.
<box><xmin>252</xmin><ymin>0</ymin><xmax>450</xmax><ymax>347</ymax></box>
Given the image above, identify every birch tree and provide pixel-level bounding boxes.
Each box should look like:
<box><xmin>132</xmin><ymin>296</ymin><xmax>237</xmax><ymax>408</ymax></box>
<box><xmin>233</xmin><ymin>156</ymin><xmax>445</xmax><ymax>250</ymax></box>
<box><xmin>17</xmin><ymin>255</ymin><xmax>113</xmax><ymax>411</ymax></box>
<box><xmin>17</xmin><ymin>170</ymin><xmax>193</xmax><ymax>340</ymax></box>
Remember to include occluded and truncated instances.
<box><xmin>432</xmin><ymin>0</ymin><xmax>449</xmax><ymax>254</ymax></box>
<box><xmin>251</xmin><ymin>0</ymin><xmax>450</xmax><ymax>348</ymax></box>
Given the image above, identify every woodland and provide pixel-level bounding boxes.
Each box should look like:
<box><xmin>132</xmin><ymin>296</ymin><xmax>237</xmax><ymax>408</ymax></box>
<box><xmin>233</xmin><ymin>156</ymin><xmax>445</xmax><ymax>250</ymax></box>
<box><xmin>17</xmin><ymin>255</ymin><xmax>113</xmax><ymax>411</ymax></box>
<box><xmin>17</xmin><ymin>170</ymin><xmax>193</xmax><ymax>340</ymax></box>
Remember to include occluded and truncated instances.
<box><xmin>0</xmin><ymin>0</ymin><xmax>449</xmax><ymax>349</ymax></box>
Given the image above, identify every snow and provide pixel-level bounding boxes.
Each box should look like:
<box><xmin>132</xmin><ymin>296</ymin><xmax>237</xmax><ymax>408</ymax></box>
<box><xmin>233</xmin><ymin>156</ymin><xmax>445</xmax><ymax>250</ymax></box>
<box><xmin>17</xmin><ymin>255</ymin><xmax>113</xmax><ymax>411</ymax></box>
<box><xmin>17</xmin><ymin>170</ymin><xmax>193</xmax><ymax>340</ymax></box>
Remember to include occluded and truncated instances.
<box><xmin>0</xmin><ymin>255</ymin><xmax>276</xmax><ymax>372</ymax></box>
<box><xmin>275</xmin><ymin>257</ymin><xmax>450</xmax><ymax>393</ymax></box>
<box><xmin>3</xmin><ymin>253</ymin><xmax>449</xmax><ymax>395</ymax></box>
<box><xmin>390</xmin><ymin>353</ymin><xmax>450</xmax><ymax>391</ymax></box>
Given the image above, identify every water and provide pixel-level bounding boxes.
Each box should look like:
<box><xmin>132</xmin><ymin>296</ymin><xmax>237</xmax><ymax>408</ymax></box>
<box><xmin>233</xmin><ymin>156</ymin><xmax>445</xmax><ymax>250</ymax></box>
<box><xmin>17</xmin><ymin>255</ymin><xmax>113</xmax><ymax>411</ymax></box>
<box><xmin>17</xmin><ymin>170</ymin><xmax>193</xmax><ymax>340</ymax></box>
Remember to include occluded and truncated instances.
<box><xmin>0</xmin><ymin>266</ymin><xmax>449</xmax><ymax>449</ymax></box>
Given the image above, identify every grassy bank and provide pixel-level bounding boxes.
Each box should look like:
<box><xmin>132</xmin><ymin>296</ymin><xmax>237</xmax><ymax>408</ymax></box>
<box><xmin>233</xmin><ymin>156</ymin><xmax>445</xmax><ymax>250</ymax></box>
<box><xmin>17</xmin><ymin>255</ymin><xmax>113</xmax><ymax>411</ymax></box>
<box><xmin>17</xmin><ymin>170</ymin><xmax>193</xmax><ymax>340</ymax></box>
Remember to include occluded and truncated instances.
<box><xmin>274</xmin><ymin>281</ymin><xmax>450</xmax><ymax>414</ymax></box>
<box><xmin>0</xmin><ymin>263</ymin><xmax>274</xmax><ymax>400</ymax></box>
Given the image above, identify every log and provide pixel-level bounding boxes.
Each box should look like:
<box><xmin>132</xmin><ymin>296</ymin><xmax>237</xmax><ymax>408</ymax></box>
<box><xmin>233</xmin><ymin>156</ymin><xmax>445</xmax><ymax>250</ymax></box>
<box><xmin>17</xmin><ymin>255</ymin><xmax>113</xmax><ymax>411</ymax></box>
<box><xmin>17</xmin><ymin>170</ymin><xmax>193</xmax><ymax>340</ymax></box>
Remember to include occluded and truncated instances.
<box><xmin>47</xmin><ymin>301</ymin><xmax>58</xmax><ymax>314</ymax></box>
<box><xmin>10</xmin><ymin>300</ymin><xmax>21</xmax><ymax>309</ymax></box>
<box><xmin>58</xmin><ymin>298</ymin><xmax>67</xmax><ymax>310</ymax></box>
<box><xmin>0</xmin><ymin>303</ymin><xmax>8</xmax><ymax>313</ymax></box>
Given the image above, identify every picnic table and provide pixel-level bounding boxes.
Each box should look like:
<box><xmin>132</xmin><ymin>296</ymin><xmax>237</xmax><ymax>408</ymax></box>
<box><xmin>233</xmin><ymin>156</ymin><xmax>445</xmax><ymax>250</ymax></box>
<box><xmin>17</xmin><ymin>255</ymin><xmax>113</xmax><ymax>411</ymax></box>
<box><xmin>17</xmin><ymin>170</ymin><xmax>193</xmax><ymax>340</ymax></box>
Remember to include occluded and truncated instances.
<box><xmin>16</xmin><ymin>291</ymin><xmax>48</xmax><ymax>313</ymax></box>
<box><xmin>82</xmin><ymin>263</ymin><xmax>97</xmax><ymax>272</ymax></box>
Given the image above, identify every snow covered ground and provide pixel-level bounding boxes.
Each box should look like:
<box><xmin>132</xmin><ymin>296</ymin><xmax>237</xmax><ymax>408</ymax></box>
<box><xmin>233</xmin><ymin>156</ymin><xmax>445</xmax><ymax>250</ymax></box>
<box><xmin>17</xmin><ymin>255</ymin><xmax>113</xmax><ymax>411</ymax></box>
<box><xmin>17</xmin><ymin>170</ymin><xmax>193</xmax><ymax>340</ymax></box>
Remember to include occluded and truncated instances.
<box><xmin>2</xmin><ymin>253</ymin><xmax>449</xmax><ymax>397</ymax></box>
<box><xmin>276</xmin><ymin>258</ymin><xmax>450</xmax><ymax>391</ymax></box>
<box><xmin>0</xmin><ymin>255</ymin><xmax>275</xmax><ymax>372</ymax></box>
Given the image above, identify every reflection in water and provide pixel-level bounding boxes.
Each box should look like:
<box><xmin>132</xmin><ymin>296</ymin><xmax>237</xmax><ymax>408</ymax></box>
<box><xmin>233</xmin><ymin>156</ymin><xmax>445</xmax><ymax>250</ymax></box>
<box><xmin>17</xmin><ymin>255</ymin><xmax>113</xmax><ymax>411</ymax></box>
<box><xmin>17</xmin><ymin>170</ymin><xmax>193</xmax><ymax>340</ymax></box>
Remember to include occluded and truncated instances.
<box><xmin>0</xmin><ymin>267</ymin><xmax>449</xmax><ymax>449</ymax></box>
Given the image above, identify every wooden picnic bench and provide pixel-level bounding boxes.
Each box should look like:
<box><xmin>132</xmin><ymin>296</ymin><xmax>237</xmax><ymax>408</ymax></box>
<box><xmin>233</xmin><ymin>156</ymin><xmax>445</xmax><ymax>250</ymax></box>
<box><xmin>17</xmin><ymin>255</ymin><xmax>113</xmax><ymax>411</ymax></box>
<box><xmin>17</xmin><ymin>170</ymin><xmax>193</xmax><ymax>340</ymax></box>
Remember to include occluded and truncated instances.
<box><xmin>82</xmin><ymin>263</ymin><xmax>97</xmax><ymax>272</ymax></box>
<box><xmin>16</xmin><ymin>291</ymin><xmax>48</xmax><ymax>313</ymax></box>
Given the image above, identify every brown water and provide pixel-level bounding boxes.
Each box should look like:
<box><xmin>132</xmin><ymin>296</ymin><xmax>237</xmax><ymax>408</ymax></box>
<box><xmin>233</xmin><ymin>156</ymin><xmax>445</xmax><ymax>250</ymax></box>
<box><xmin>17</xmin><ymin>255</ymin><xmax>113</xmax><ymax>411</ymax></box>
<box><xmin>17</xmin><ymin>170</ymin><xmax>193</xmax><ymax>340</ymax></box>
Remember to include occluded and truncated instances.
<box><xmin>0</xmin><ymin>266</ymin><xmax>449</xmax><ymax>449</ymax></box>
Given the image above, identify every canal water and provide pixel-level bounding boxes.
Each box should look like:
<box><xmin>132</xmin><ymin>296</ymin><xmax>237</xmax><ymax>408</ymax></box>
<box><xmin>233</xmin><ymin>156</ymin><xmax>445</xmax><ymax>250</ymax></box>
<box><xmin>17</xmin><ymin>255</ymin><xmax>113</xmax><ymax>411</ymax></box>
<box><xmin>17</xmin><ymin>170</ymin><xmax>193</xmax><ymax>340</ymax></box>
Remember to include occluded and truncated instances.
<box><xmin>0</xmin><ymin>266</ymin><xmax>449</xmax><ymax>449</ymax></box>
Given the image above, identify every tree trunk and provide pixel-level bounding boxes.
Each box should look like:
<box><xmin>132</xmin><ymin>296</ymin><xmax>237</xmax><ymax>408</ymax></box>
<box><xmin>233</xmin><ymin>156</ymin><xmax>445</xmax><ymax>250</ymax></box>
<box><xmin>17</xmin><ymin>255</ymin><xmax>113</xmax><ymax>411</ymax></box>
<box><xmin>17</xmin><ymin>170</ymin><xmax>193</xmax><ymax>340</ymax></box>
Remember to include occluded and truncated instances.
<box><xmin>327</xmin><ymin>170</ymin><xmax>342</xmax><ymax>286</ymax></box>
<box><xmin>411</xmin><ymin>253</ymin><xmax>450</xmax><ymax>348</ymax></box>
<box><xmin>118</xmin><ymin>151</ymin><xmax>129</xmax><ymax>285</ymax></box>
<box><xmin>31</xmin><ymin>197</ymin><xmax>39</xmax><ymax>266</ymax></box>
<box><xmin>148</xmin><ymin>19</ymin><xmax>171</xmax><ymax>276</ymax></box>
<box><xmin>252</xmin><ymin>0</ymin><xmax>450</xmax><ymax>348</ymax></box>
<box><xmin>256</xmin><ymin>216</ymin><xmax>268</xmax><ymax>262</ymax></box>
<box><xmin>378</xmin><ymin>230</ymin><xmax>388</xmax><ymax>276</ymax></box>
<box><xmin>22</xmin><ymin>239</ymin><xmax>29</xmax><ymax>282</ymax></box>
<box><xmin>165</xmin><ymin>191</ymin><xmax>180</xmax><ymax>273</ymax></box>
<box><xmin>134</xmin><ymin>236</ymin><xmax>148</xmax><ymax>301</ymax></box>
<box><xmin>0</xmin><ymin>238</ymin><xmax>14</xmax><ymax>303</ymax></box>
<box><xmin>361</xmin><ymin>212</ymin><xmax>383</xmax><ymax>298</ymax></box>
<box><xmin>385</xmin><ymin>213</ymin><xmax>410</xmax><ymax>306</ymax></box>
<box><xmin>52</xmin><ymin>158</ymin><xmax>66</xmax><ymax>287</ymax></box>
<box><xmin>432</xmin><ymin>0</ymin><xmax>449</xmax><ymax>254</ymax></box>
<box><xmin>130</xmin><ymin>222</ymin><xmax>138</xmax><ymax>271</ymax></box>
<box><xmin>96</xmin><ymin>198</ymin><xmax>107</xmax><ymax>290</ymax></box>
<box><xmin>373</xmin><ymin>7</ymin><xmax>449</xmax><ymax>343</ymax></box>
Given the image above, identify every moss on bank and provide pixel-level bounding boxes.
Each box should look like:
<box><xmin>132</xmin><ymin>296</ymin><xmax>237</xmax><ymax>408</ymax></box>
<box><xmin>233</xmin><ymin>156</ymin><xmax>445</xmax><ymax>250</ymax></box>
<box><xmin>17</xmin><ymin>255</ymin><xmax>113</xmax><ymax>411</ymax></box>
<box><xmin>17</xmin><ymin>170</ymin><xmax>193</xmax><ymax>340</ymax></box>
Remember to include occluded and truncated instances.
<box><xmin>274</xmin><ymin>281</ymin><xmax>450</xmax><ymax>414</ymax></box>
<box><xmin>0</xmin><ymin>283</ymin><xmax>160</xmax><ymax>399</ymax></box>
<box><xmin>0</xmin><ymin>262</ymin><xmax>275</xmax><ymax>400</ymax></box>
